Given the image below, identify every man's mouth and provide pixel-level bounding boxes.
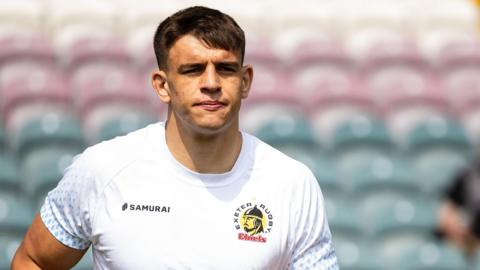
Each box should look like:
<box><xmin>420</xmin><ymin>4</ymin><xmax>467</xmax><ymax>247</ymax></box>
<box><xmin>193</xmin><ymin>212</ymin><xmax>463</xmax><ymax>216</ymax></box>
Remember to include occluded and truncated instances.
<box><xmin>194</xmin><ymin>100</ymin><xmax>226</xmax><ymax>111</ymax></box>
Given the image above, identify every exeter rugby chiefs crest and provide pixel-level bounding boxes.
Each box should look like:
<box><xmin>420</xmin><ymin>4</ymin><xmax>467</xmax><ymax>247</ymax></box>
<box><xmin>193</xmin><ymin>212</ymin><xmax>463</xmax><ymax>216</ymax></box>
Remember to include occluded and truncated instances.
<box><xmin>233</xmin><ymin>202</ymin><xmax>273</xmax><ymax>243</ymax></box>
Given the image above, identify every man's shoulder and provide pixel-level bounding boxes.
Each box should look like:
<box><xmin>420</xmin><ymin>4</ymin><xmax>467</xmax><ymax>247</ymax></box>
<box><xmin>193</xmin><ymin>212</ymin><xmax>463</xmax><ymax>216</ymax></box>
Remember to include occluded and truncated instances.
<box><xmin>77</xmin><ymin>122</ymin><xmax>162</xmax><ymax>179</ymax></box>
<box><xmin>86</xmin><ymin>122</ymin><xmax>157</xmax><ymax>154</ymax></box>
<box><xmin>245</xmin><ymin>134</ymin><xmax>320</xmax><ymax>198</ymax></box>
<box><xmin>246</xmin><ymin>133</ymin><xmax>313</xmax><ymax>177</ymax></box>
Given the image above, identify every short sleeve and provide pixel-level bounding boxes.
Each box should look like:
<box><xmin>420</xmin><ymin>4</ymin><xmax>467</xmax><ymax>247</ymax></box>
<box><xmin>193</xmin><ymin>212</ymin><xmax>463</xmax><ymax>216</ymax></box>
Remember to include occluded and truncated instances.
<box><xmin>40</xmin><ymin>153</ymin><xmax>98</xmax><ymax>250</ymax></box>
<box><xmin>288</xmin><ymin>169</ymin><xmax>339</xmax><ymax>270</ymax></box>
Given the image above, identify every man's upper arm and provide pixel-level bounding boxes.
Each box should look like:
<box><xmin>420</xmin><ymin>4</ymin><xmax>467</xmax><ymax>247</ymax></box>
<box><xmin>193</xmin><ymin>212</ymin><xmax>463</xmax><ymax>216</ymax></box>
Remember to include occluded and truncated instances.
<box><xmin>11</xmin><ymin>213</ymin><xmax>88</xmax><ymax>270</ymax></box>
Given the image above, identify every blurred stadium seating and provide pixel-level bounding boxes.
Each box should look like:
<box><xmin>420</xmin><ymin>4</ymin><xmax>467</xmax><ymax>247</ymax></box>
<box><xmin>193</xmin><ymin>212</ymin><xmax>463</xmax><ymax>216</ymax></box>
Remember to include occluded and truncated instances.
<box><xmin>1</xmin><ymin>0</ymin><xmax>479</xmax><ymax>268</ymax></box>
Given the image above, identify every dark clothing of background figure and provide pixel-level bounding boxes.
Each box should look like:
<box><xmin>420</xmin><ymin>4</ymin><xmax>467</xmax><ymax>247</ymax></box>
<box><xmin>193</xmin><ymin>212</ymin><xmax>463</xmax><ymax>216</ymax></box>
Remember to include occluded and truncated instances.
<box><xmin>444</xmin><ymin>168</ymin><xmax>480</xmax><ymax>237</ymax></box>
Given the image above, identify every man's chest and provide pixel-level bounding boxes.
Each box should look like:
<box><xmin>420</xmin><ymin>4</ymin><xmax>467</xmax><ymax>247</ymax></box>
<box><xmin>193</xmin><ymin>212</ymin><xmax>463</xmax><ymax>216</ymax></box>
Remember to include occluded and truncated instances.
<box><xmin>89</xmin><ymin>176</ymin><xmax>292</xmax><ymax>269</ymax></box>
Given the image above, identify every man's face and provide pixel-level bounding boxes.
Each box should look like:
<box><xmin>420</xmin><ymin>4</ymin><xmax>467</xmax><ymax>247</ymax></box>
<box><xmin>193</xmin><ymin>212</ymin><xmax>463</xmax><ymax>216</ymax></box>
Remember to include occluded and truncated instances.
<box><xmin>156</xmin><ymin>34</ymin><xmax>252</xmax><ymax>134</ymax></box>
<box><xmin>243</xmin><ymin>216</ymin><xmax>257</xmax><ymax>233</ymax></box>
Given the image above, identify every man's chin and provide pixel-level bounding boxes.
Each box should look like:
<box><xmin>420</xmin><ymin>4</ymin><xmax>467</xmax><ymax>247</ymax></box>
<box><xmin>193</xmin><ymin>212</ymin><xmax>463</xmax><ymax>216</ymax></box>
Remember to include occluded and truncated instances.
<box><xmin>187</xmin><ymin>122</ymin><xmax>225</xmax><ymax>135</ymax></box>
<box><xmin>193</xmin><ymin>118</ymin><xmax>233</xmax><ymax>133</ymax></box>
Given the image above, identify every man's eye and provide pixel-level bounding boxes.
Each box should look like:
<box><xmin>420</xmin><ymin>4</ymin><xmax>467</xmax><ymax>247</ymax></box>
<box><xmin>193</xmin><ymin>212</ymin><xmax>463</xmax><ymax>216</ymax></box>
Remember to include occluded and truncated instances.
<box><xmin>179</xmin><ymin>65</ymin><xmax>204</xmax><ymax>74</ymax></box>
<box><xmin>182</xmin><ymin>68</ymin><xmax>200</xmax><ymax>74</ymax></box>
<box><xmin>218</xmin><ymin>66</ymin><xmax>237</xmax><ymax>73</ymax></box>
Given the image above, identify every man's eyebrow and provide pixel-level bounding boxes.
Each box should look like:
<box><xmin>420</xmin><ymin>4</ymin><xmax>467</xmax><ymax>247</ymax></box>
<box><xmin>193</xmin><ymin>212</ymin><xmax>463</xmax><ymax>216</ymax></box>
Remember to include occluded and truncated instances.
<box><xmin>177</xmin><ymin>63</ymin><xmax>206</xmax><ymax>72</ymax></box>
<box><xmin>215</xmin><ymin>61</ymin><xmax>241</xmax><ymax>69</ymax></box>
<box><xmin>176</xmin><ymin>61</ymin><xmax>241</xmax><ymax>72</ymax></box>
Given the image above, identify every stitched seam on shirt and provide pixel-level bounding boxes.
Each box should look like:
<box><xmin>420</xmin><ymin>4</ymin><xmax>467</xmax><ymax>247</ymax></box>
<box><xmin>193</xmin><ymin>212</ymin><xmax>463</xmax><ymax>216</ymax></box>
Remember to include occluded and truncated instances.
<box><xmin>90</xmin><ymin>153</ymin><xmax>145</xmax><ymax>232</ymax></box>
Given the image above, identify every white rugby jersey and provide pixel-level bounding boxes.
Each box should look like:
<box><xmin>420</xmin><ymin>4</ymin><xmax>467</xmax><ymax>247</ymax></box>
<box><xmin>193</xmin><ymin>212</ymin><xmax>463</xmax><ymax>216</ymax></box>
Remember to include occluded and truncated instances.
<box><xmin>40</xmin><ymin>122</ymin><xmax>339</xmax><ymax>270</ymax></box>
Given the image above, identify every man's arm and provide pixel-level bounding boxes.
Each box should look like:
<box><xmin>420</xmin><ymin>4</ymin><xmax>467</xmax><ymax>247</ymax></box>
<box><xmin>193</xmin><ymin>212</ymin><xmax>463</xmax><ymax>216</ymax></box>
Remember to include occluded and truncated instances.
<box><xmin>289</xmin><ymin>168</ymin><xmax>339</xmax><ymax>269</ymax></box>
<box><xmin>11</xmin><ymin>213</ymin><xmax>88</xmax><ymax>270</ymax></box>
<box><xmin>438</xmin><ymin>201</ymin><xmax>473</xmax><ymax>251</ymax></box>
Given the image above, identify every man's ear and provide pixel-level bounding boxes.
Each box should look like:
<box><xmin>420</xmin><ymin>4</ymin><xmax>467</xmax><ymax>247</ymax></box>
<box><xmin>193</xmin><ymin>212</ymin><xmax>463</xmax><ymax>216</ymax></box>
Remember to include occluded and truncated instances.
<box><xmin>152</xmin><ymin>70</ymin><xmax>171</xmax><ymax>104</ymax></box>
<box><xmin>240</xmin><ymin>65</ymin><xmax>253</xmax><ymax>99</ymax></box>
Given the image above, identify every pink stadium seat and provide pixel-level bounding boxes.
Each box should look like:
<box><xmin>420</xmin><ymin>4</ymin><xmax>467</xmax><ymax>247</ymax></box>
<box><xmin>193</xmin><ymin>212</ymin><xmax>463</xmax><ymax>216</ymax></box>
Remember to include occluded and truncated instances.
<box><xmin>362</xmin><ymin>42</ymin><xmax>428</xmax><ymax>110</ymax></box>
<box><xmin>241</xmin><ymin>43</ymin><xmax>302</xmax><ymax>134</ymax></box>
<box><xmin>246</xmin><ymin>49</ymin><xmax>295</xmax><ymax>104</ymax></box>
<box><xmin>380</xmin><ymin>77</ymin><xmax>451</xmax><ymax>148</ymax></box>
<box><xmin>307</xmin><ymin>79</ymin><xmax>377</xmax><ymax>147</ymax></box>
<box><xmin>288</xmin><ymin>39</ymin><xmax>352</xmax><ymax>105</ymax></box>
<box><xmin>448</xmin><ymin>84</ymin><xmax>480</xmax><ymax>115</ymax></box>
<box><xmin>0</xmin><ymin>34</ymin><xmax>54</xmax><ymax>67</ymax></box>
<box><xmin>288</xmin><ymin>39</ymin><xmax>350</xmax><ymax>69</ymax></box>
<box><xmin>83</xmin><ymin>104</ymin><xmax>157</xmax><ymax>145</ymax></box>
<box><xmin>361</xmin><ymin>41</ymin><xmax>425</xmax><ymax>73</ymax></box>
<box><xmin>0</xmin><ymin>66</ymin><xmax>70</xmax><ymax>126</ymax></box>
<box><xmin>366</xmin><ymin>65</ymin><xmax>445</xmax><ymax>111</ymax></box>
<box><xmin>240</xmin><ymin>102</ymin><xmax>304</xmax><ymax>135</ymax></box>
<box><xmin>444</xmin><ymin>76</ymin><xmax>480</xmax><ymax>114</ymax></box>
<box><xmin>436</xmin><ymin>40</ymin><xmax>480</xmax><ymax>69</ymax></box>
<box><xmin>461</xmin><ymin>108</ymin><xmax>480</xmax><ymax>146</ymax></box>
<box><xmin>72</xmin><ymin>66</ymin><xmax>148</xmax><ymax>117</ymax></box>
<box><xmin>136</xmin><ymin>43</ymin><xmax>157</xmax><ymax>73</ymax></box>
<box><xmin>344</xmin><ymin>24</ymin><xmax>407</xmax><ymax>63</ymax></box>
<box><xmin>73</xmin><ymin>65</ymin><xmax>157</xmax><ymax>144</ymax></box>
<box><xmin>387</xmin><ymin>110</ymin><xmax>452</xmax><ymax>149</ymax></box>
<box><xmin>243</xmin><ymin>76</ymin><xmax>299</xmax><ymax>137</ymax></box>
<box><xmin>272</xmin><ymin>23</ymin><xmax>336</xmax><ymax>64</ymax></box>
<box><xmin>125</xmin><ymin>21</ymin><xmax>158</xmax><ymax>70</ymax></box>
<box><xmin>293</xmin><ymin>65</ymin><xmax>358</xmax><ymax>107</ymax></box>
<box><xmin>125</xmin><ymin>28</ymin><xmax>161</xmax><ymax>117</ymax></box>
<box><xmin>308</xmin><ymin>75</ymin><xmax>371</xmax><ymax>109</ymax></box>
<box><xmin>60</xmin><ymin>37</ymin><xmax>130</xmax><ymax>71</ymax></box>
<box><xmin>380</xmin><ymin>76</ymin><xmax>448</xmax><ymax>111</ymax></box>
<box><xmin>5</xmin><ymin>104</ymin><xmax>71</xmax><ymax>145</ymax></box>
<box><xmin>245</xmin><ymin>39</ymin><xmax>276</xmax><ymax>65</ymax></box>
<box><xmin>438</xmin><ymin>41</ymin><xmax>480</xmax><ymax>114</ymax></box>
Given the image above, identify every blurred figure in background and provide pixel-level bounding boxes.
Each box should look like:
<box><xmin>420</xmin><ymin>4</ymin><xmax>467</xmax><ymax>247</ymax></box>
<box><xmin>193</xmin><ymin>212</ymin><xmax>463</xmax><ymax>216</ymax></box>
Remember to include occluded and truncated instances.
<box><xmin>438</xmin><ymin>152</ymin><xmax>480</xmax><ymax>261</ymax></box>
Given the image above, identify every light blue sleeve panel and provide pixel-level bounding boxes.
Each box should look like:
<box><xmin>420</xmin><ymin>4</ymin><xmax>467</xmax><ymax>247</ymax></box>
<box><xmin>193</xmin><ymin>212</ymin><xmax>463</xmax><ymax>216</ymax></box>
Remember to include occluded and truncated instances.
<box><xmin>289</xmin><ymin>220</ymin><xmax>339</xmax><ymax>269</ymax></box>
<box><xmin>289</xmin><ymin>169</ymin><xmax>339</xmax><ymax>270</ymax></box>
<box><xmin>40</xmin><ymin>154</ymin><xmax>97</xmax><ymax>250</ymax></box>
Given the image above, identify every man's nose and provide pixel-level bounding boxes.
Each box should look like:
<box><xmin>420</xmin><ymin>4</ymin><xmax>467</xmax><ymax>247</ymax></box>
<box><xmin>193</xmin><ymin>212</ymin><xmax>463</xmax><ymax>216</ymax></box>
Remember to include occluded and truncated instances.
<box><xmin>200</xmin><ymin>64</ymin><xmax>221</xmax><ymax>92</ymax></box>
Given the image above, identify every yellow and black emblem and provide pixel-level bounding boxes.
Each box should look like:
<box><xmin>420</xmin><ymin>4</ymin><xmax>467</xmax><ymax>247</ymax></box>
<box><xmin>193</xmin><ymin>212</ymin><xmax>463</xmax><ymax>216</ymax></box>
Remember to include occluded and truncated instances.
<box><xmin>233</xmin><ymin>202</ymin><xmax>273</xmax><ymax>243</ymax></box>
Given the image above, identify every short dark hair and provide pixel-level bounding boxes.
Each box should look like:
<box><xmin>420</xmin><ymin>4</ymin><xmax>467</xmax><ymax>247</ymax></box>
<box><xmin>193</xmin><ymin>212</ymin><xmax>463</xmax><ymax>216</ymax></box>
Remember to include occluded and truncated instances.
<box><xmin>153</xmin><ymin>6</ymin><xmax>245</xmax><ymax>70</ymax></box>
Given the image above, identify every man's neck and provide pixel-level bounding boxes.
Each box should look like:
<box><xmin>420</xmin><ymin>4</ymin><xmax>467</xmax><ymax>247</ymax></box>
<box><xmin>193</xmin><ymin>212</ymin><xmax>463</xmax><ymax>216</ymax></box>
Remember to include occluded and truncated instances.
<box><xmin>164</xmin><ymin>117</ymin><xmax>243</xmax><ymax>174</ymax></box>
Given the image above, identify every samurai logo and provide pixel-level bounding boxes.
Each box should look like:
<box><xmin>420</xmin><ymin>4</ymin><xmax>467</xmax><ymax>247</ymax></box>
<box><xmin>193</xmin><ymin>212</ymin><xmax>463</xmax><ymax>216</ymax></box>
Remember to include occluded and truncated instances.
<box><xmin>233</xmin><ymin>202</ymin><xmax>273</xmax><ymax>243</ymax></box>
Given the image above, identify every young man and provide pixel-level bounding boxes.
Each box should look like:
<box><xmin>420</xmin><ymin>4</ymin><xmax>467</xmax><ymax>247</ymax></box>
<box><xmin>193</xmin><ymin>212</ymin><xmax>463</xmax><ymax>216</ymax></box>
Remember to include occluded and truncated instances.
<box><xmin>12</xmin><ymin>6</ymin><xmax>339</xmax><ymax>269</ymax></box>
